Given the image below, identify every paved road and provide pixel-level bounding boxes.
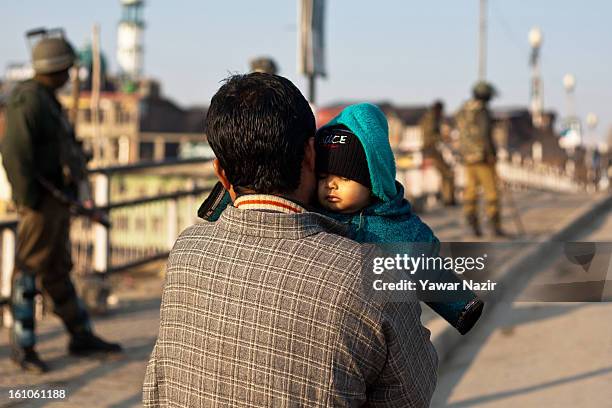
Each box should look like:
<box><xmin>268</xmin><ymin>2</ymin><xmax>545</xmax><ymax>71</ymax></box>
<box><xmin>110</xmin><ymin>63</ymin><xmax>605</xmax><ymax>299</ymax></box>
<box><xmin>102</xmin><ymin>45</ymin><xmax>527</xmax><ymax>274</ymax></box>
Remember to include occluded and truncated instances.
<box><xmin>0</xmin><ymin>189</ymin><xmax>605</xmax><ymax>407</ymax></box>
<box><xmin>0</xmin><ymin>273</ymin><xmax>162</xmax><ymax>408</ymax></box>
<box><xmin>421</xmin><ymin>188</ymin><xmax>596</xmax><ymax>241</ymax></box>
<box><xmin>419</xmin><ymin>189</ymin><xmax>604</xmax><ymax>324</ymax></box>
<box><xmin>431</xmin><ymin>204</ymin><xmax>612</xmax><ymax>407</ymax></box>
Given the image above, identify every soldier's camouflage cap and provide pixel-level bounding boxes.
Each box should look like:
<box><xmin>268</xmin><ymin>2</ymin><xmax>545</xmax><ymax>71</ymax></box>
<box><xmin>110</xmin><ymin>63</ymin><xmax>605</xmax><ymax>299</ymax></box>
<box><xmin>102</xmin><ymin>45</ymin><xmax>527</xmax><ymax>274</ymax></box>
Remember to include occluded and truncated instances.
<box><xmin>472</xmin><ymin>81</ymin><xmax>497</xmax><ymax>100</ymax></box>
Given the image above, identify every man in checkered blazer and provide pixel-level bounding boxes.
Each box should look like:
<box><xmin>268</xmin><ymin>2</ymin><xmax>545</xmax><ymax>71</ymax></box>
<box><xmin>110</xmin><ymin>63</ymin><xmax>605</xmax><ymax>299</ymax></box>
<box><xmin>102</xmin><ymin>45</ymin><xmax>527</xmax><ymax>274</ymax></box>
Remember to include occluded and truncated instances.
<box><xmin>143</xmin><ymin>73</ymin><xmax>438</xmax><ymax>407</ymax></box>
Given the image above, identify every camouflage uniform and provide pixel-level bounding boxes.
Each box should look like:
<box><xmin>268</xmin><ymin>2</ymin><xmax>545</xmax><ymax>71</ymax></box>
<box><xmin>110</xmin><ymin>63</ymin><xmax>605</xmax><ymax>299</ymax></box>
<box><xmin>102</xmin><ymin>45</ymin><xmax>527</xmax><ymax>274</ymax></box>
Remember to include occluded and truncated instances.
<box><xmin>455</xmin><ymin>98</ymin><xmax>501</xmax><ymax>235</ymax></box>
<box><xmin>2</xmin><ymin>79</ymin><xmax>93</xmax><ymax>351</ymax></box>
<box><xmin>420</xmin><ymin>108</ymin><xmax>455</xmax><ymax>205</ymax></box>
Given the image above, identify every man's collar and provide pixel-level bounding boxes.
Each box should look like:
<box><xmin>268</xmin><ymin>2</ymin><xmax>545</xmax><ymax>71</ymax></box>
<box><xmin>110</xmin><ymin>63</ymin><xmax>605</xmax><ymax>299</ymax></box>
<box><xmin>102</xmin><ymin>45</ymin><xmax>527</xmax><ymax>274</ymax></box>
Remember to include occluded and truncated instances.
<box><xmin>233</xmin><ymin>194</ymin><xmax>307</xmax><ymax>214</ymax></box>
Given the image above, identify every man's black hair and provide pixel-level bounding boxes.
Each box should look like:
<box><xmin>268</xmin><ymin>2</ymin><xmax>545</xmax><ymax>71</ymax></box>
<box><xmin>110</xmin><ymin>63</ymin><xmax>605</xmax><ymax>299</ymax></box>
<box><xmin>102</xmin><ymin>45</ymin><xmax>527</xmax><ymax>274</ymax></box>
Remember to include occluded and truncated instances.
<box><xmin>205</xmin><ymin>73</ymin><xmax>315</xmax><ymax>194</ymax></box>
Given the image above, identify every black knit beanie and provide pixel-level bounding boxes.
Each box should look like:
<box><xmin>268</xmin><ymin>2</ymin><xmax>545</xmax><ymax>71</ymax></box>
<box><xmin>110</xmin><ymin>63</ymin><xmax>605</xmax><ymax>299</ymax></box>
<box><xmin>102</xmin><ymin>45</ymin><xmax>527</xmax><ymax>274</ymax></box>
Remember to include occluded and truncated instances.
<box><xmin>315</xmin><ymin>125</ymin><xmax>371</xmax><ymax>188</ymax></box>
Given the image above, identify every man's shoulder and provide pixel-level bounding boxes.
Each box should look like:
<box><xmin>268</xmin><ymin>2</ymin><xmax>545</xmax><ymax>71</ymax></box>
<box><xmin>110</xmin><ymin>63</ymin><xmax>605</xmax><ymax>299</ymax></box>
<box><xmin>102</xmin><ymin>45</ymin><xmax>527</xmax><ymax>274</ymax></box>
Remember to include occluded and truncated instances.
<box><xmin>169</xmin><ymin>217</ymin><xmax>372</xmax><ymax>275</ymax></box>
<box><xmin>176</xmin><ymin>218</ymin><xmax>364</xmax><ymax>255</ymax></box>
<box><xmin>172</xmin><ymin>220</ymin><xmax>216</xmax><ymax>247</ymax></box>
<box><xmin>7</xmin><ymin>81</ymin><xmax>44</xmax><ymax>113</ymax></box>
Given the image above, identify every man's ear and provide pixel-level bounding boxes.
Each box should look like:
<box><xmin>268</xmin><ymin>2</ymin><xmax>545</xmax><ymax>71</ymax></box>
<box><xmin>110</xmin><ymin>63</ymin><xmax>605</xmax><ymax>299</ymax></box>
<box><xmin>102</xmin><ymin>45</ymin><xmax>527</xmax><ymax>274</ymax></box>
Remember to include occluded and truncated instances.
<box><xmin>304</xmin><ymin>137</ymin><xmax>316</xmax><ymax>172</ymax></box>
<box><xmin>213</xmin><ymin>158</ymin><xmax>239</xmax><ymax>201</ymax></box>
<box><xmin>213</xmin><ymin>158</ymin><xmax>231</xmax><ymax>190</ymax></box>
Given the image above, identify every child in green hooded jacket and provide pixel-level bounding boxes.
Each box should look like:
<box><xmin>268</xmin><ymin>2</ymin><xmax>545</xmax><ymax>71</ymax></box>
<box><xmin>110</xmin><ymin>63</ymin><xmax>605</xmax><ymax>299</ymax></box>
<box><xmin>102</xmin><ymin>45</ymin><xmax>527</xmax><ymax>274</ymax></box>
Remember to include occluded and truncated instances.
<box><xmin>315</xmin><ymin>103</ymin><xmax>483</xmax><ymax>334</ymax></box>
<box><xmin>315</xmin><ymin>103</ymin><xmax>435</xmax><ymax>243</ymax></box>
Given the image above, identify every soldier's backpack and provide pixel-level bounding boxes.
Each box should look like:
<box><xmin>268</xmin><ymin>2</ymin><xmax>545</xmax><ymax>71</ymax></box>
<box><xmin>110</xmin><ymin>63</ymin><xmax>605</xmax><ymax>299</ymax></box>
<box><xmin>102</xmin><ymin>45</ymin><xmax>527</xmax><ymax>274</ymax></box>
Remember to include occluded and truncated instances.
<box><xmin>455</xmin><ymin>100</ymin><xmax>489</xmax><ymax>164</ymax></box>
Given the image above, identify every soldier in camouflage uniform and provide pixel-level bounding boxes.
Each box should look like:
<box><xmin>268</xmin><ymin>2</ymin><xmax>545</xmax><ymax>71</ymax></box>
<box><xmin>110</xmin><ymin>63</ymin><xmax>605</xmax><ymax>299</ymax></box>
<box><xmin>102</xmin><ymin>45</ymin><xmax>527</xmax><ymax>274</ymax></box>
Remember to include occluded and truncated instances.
<box><xmin>420</xmin><ymin>100</ymin><xmax>456</xmax><ymax>206</ymax></box>
<box><xmin>455</xmin><ymin>82</ymin><xmax>504</xmax><ymax>237</ymax></box>
<box><xmin>1</xmin><ymin>29</ymin><xmax>121</xmax><ymax>373</ymax></box>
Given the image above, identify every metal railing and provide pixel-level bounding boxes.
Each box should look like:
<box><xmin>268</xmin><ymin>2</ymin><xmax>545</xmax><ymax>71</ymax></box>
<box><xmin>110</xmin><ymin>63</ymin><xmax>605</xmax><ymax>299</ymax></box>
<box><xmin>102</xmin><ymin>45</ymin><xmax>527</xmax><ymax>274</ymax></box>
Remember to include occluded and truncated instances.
<box><xmin>397</xmin><ymin>154</ymin><xmax>585</xmax><ymax>201</ymax></box>
<box><xmin>0</xmin><ymin>158</ymin><xmax>216</xmax><ymax>326</ymax></box>
<box><xmin>77</xmin><ymin>158</ymin><xmax>216</xmax><ymax>275</ymax></box>
<box><xmin>496</xmin><ymin>160</ymin><xmax>582</xmax><ymax>193</ymax></box>
<box><xmin>0</xmin><ymin>219</ymin><xmax>17</xmax><ymax>325</ymax></box>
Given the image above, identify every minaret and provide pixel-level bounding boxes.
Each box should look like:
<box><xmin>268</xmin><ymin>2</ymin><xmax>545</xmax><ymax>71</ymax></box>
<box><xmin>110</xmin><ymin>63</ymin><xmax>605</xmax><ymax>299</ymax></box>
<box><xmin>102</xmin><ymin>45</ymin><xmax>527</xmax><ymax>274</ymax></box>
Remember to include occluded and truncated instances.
<box><xmin>117</xmin><ymin>0</ymin><xmax>145</xmax><ymax>81</ymax></box>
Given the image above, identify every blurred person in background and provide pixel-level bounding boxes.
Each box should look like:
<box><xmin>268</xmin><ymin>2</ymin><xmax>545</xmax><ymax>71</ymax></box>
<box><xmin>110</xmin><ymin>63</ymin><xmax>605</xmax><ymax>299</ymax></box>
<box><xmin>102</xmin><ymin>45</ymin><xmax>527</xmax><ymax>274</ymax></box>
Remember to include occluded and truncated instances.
<box><xmin>420</xmin><ymin>100</ymin><xmax>457</xmax><ymax>206</ymax></box>
<box><xmin>1</xmin><ymin>29</ymin><xmax>121</xmax><ymax>373</ymax></box>
<box><xmin>455</xmin><ymin>81</ymin><xmax>505</xmax><ymax>237</ymax></box>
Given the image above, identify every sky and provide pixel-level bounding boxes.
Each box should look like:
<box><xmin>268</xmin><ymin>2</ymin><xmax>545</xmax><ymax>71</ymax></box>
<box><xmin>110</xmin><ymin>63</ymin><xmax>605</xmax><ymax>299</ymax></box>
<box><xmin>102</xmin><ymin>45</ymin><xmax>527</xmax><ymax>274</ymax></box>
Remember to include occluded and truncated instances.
<box><xmin>1</xmin><ymin>0</ymin><xmax>611</xmax><ymax>144</ymax></box>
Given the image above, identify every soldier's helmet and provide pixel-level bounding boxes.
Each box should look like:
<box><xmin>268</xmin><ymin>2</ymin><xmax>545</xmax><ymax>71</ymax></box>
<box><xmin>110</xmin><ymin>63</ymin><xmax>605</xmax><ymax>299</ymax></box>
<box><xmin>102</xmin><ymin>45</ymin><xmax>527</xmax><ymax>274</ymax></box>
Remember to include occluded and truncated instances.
<box><xmin>249</xmin><ymin>57</ymin><xmax>278</xmax><ymax>75</ymax></box>
<box><xmin>31</xmin><ymin>32</ymin><xmax>76</xmax><ymax>74</ymax></box>
<box><xmin>472</xmin><ymin>81</ymin><xmax>497</xmax><ymax>101</ymax></box>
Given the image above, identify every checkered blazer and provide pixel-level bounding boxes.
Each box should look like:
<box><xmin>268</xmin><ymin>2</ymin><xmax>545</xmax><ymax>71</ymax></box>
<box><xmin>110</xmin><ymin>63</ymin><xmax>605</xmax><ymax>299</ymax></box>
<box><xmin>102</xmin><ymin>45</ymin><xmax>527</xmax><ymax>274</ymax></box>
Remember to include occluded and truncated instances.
<box><xmin>143</xmin><ymin>205</ymin><xmax>438</xmax><ymax>407</ymax></box>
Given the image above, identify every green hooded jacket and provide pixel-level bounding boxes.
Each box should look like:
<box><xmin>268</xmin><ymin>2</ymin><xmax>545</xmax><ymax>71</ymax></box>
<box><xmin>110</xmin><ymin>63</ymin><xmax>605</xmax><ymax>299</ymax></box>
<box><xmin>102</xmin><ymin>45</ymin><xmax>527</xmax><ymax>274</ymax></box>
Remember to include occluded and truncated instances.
<box><xmin>318</xmin><ymin>103</ymin><xmax>438</xmax><ymax>245</ymax></box>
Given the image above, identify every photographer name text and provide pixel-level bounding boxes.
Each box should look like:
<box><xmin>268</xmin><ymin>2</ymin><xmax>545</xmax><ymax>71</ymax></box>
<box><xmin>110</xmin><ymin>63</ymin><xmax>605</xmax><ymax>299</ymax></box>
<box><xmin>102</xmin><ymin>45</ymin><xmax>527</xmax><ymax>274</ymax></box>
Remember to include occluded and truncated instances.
<box><xmin>372</xmin><ymin>279</ymin><xmax>497</xmax><ymax>291</ymax></box>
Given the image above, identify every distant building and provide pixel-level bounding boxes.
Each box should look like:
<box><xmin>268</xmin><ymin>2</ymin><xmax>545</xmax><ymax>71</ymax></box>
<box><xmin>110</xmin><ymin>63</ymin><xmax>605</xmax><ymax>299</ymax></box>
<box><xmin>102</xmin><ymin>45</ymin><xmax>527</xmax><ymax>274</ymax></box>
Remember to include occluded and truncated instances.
<box><xmin>315</xmin><ymin>103</ymin><xmax>345</xmax><ymax>128</ymax></box>
<box><xmin>383</xmin><ymin>105</ymin><xmax>429</xmax><ymax>152</ymax></box>
<box><xmin>58</xmin><ymin>79</ymin><xmax>207</xmax><ymax>165</ymax></box>
<box><xmin>76</xmin><ymin>45</ymin><xmax>116</xmax><ymax>92</ymax></box>
<box><xmin>493</xmin><ymin>108</ymin><xmax>567</xmax><ymax>167</ymax></box>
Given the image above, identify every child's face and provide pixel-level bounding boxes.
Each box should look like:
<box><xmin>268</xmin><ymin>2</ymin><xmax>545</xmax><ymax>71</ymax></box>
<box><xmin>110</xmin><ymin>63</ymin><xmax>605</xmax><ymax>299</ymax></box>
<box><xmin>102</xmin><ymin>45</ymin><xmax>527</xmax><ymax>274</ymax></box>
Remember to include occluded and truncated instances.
<box><xmin>317</xmin><ymin>173</ymin><xmax>372</xmax><ymax>214</ymax></box>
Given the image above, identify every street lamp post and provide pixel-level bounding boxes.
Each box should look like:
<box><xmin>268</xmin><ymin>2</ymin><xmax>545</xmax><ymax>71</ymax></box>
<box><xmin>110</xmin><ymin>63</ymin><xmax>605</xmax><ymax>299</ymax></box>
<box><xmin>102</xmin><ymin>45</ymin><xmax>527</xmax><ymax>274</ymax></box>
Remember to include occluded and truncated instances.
<box><xmin>586</xmin><ymin>112</ymin><xmax>598</xmax><ymax>132</ymax></box>
<box><xmin>585</xmin><ymin>113</ymin><xmax>600</xmax><ymax>189</ymax></box>
<box><xmin>528</xmin><ymin>27</ymin><xmax>543</xmax><ymax>128</ymax></box>
<box><xmin>298</xmin><ymin>0</ymin><xmax>326</xmax><ymax>106</ymax></box>
<box><xmin>563</xmin><ymin>73</ymin><xmax>576</xmax><ymax>119</ymax></box>
<box><xmin>560</xmin><ymin>73</ymin><xmax>579</xmax><ymax>164</ymax></box>
<box><xmin>478</xmin><ymin>0</ymin><xmax>487</xmax><ymax>81</ymax></box>
<box><xmin>586</xmin><ymin>112</ymin><xmax>599</xmax><ymax>146</ymax></box>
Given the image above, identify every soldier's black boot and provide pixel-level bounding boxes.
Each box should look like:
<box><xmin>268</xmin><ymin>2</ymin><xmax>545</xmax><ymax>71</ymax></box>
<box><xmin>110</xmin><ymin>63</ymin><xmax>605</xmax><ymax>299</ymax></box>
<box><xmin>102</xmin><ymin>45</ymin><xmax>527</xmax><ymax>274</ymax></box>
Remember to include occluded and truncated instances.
<box><xmin>490</xmin><ymin>214</ymin><xmax>507</xmax><ymax>237</ymax></box>
<box><xmin>493</xmin><ymin>225</ymin><xmax>507</xmax><ymax>237</ymax></box>
<box><xmin>64</xmin><ymin>297</ymin><xmax>122</xmax><ymax>356</ymax></box>
<box><xmin>11</xmin><ymin>346</ymin><xmax>49</xmax><ymax>374</ymax></box>
<box><xmin>466</xmin><ymin>215</ymin><xmax>482</xmax><ymax>237</ymax></box>
<box><xmin>10</xmin><ymin>272</ymin><xmax>46</xmax><ymax>372</ymax></box>
<box><xmin>68</xmin><ymin>332</ymin><xmax>123</xmax><ymax>356</ymax></box>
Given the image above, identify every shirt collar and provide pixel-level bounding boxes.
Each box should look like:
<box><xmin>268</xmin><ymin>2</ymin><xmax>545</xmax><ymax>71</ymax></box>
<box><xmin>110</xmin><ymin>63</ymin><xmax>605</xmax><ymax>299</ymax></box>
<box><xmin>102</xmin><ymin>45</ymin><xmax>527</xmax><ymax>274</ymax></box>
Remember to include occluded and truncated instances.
<box><xmin>233</xmin><ymin>194</ymin><xmax>306</xmax><ymax>214</ymax></box>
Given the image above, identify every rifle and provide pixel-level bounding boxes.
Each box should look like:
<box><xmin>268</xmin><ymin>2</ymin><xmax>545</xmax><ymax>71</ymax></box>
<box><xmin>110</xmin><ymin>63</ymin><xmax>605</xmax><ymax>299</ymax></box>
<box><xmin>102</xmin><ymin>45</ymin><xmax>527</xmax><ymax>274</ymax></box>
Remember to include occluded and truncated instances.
<box><xmin>36</xmin><ymin>176</ymin><xmax>111</xmax><ymax>228</ymax></box>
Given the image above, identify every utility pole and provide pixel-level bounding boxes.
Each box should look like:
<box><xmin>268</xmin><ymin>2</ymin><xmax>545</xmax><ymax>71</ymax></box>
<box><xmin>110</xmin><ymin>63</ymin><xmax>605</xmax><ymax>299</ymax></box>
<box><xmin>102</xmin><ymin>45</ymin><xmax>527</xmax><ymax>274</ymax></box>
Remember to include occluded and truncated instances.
<box><xmin>91</xmin><ymin>24</ymin><xmax>102</xmax><ymax>165</ymax></box>
<box><xmin>298</xmin><ymin>0</ymin><xmax>326</xmax><ymax>106</ymax></box>
<box><xmin>478</xmin><ymin>0</ymin><xmax>487</xmax><ymax>81</ymax></box>
<box><xmin>529</xmin><ymin>27</ymin><xmax>544</xmax><ymax>128</ymax></box>
<box><xmin>308</xmin><ymin>75</ymin><xmax>316</xmax><ymax>105</ymax></box>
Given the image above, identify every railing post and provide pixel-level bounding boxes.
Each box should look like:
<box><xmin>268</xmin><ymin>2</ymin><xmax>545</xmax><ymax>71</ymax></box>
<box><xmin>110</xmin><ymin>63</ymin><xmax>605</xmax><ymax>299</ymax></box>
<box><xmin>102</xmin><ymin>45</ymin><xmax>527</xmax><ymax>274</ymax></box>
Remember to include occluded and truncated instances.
<box><xmin>154</xmin><ymin>137</ymin><xmax>165</xmax><ymax>161</ymax></box>
<box><xmin>185</xmin><ymin>179</ymin><xmax>195</xmax><ymax>229</ymax></box>
<box><xmin>1</xmin><ymin>227</ymin><xmax>16</xmax><ymax>327</ymax></box>
<box><xmin>93</xmin><ymin>173</ymin><xmax>110</xmax><ymax>273</ymax></box>
<box><xmin>167</xmin><ymin>198</ymin><xmax>178</xmax><ymax>250</ymax></box>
